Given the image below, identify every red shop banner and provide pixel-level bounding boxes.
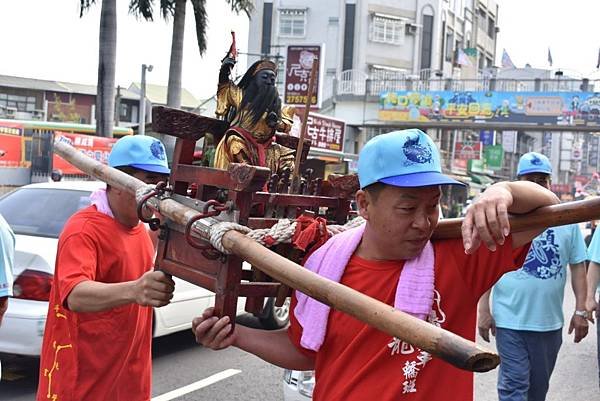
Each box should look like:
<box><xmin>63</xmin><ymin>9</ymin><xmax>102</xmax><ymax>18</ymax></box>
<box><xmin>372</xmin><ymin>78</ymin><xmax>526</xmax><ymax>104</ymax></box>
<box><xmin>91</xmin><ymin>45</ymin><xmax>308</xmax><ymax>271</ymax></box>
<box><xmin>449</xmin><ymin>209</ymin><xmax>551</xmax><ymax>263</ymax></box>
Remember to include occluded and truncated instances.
<box><xmin>284</xmin><ymin>45</ymin><xmax>322</xmax><ymax>108</ymax></box>
<box><xmin>53</xmin><ymin>131</ymin><xmax>117</xmax><ymax>175</ymax></box>
<box><xmin>454</xmin><ymin>141</ymin><xmax>482</xmax><ymax>160</ymax></box>
<box><xmin>0</xmin><ymin>133</ymin><xmax>23</xmax><ymax>167</ymax></box>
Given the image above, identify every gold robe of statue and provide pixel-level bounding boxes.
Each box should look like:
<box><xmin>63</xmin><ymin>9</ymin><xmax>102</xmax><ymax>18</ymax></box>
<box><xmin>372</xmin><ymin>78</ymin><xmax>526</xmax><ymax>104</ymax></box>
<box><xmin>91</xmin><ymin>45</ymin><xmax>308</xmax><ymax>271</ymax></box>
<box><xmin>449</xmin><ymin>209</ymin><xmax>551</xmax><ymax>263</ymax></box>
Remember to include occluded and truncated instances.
<box><xmin>213</xmin><ymin>81</ymin><xmax>296</xmax><ymax>174</ymax></box>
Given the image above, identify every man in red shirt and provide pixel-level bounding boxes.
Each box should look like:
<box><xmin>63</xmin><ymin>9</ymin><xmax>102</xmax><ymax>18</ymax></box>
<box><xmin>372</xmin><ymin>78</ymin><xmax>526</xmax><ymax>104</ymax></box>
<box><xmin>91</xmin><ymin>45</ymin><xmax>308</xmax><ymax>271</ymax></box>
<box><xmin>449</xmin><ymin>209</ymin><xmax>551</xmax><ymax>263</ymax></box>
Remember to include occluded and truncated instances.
<box><xmin>37</xmin><ymin>135</ymin><xmax>175</xmax><ymax>401</ymax></box>
<box><xmin>192</xmin><ymin>129</ymin><xmax>560</xmax><ymax>401</ymax></box>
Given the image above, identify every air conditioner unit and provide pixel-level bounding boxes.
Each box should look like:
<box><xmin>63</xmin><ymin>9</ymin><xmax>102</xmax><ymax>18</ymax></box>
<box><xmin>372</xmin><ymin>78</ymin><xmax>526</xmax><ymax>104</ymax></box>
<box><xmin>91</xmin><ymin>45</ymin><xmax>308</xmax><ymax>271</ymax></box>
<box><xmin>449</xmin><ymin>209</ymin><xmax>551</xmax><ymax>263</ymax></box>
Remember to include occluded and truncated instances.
<box><xmin>5</xmin><ymin>107</ymin><xmax>17</xmax><ymax>119</ymax></box>
<box><xmin>405</xmin><ymin>23</ymin><xmax>420</xmax><ymax>35</ymax></box>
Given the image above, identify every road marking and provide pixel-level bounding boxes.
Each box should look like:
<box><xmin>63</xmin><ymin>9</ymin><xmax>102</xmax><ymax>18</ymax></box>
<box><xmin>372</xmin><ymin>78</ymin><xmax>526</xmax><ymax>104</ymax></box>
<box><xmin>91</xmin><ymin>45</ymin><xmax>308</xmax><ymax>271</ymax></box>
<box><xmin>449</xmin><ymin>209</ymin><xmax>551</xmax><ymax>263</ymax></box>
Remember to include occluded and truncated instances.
<box><xmin>151</xmin><ymin>369</ymin><xmax>242</xmax><ymax>401</ymax></box>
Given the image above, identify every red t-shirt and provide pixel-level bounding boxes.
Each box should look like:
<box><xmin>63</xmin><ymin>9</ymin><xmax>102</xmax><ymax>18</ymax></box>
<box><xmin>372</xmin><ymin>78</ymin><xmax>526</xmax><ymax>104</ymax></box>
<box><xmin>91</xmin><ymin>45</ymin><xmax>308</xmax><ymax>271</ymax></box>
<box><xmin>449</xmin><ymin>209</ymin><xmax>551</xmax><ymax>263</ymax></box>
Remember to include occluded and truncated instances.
<box><xmin>288</xmin><ymin>236</ymin><xmax>529</xmax><ymax>401</ymax></box>
<box><xmin>37</xmin><ymin>206</ymin><xmax>154</xmax><ymax>401</ymax></box>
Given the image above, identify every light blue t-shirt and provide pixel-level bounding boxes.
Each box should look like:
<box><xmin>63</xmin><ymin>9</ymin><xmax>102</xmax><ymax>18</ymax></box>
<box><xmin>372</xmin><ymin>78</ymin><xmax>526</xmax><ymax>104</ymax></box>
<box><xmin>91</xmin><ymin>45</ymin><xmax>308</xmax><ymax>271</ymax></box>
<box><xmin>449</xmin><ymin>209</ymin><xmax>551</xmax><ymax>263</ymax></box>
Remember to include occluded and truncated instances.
<box><xmin>492</xmin><ymin>224</ymin><xmax>587</xmax><ymax>331</ymax></box>
<box><xmin>0</xmin><ymin>214</ymin><xmax>15</xmax><ymax>297</ymax></box>
<box><xmin>587</xmin><ymin>227</ymin><xmax>600</xmax><ymax>294</ymax></box>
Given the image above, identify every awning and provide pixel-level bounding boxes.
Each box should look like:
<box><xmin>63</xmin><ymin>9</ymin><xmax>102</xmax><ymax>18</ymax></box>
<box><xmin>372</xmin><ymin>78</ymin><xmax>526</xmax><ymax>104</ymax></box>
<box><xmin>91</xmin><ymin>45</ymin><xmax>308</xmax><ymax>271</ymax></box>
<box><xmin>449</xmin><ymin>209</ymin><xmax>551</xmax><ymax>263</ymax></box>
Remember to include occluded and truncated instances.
<box><xmin>308</xmin><ymin>148</ymin><xmax>357</xmax><ymax>164</ymax></box>
<box><xmin>469</xmin><ymin>173</ymin><xmax>494</xmax><ymax>186</ymax></box>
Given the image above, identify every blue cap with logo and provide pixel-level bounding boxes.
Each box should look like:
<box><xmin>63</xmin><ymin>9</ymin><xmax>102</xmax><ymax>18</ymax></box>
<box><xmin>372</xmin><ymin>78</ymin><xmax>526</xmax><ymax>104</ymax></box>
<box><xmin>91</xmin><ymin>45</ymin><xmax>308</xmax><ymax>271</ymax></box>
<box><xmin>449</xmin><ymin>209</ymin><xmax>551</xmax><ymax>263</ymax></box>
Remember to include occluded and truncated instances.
<box><xmin>517</xmin><ymin>151</ymin><xmax>552</xmax><ymax>176</ymax></box>
<box><xmin>358</xmin><ymin>129</ymin><xmax>464</xmax><ymax>188</ymax></box>
<box><xmin>108</xmin><ymin>135</ymin><xmax>170</xmax><ymax>174</ymax></box>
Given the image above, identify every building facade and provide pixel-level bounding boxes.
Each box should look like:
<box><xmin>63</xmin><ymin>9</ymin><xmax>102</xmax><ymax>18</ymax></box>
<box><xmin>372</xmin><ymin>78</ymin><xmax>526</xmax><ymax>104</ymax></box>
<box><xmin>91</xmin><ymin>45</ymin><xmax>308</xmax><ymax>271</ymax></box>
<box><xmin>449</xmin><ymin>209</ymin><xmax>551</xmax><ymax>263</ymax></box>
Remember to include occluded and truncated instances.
<box><xmin>0</xmin><ymin>75</ymin><xmax>199</xmax><ymax>129</ymax></box>
<box><xmin>248</xmin><ymin>0</ymin><xmax>499</xmax><ymax>178</ymax></box>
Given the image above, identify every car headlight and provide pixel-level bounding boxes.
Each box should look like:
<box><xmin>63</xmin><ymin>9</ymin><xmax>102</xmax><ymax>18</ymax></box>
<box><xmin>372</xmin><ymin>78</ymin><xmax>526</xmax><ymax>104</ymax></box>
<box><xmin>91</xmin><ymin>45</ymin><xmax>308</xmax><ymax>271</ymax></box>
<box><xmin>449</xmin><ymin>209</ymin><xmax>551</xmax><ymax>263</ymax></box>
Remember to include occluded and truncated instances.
<box><xmin>297</xmin><ymin>371</ymin><xmax>315</xmax><ymax>398</ymax></box>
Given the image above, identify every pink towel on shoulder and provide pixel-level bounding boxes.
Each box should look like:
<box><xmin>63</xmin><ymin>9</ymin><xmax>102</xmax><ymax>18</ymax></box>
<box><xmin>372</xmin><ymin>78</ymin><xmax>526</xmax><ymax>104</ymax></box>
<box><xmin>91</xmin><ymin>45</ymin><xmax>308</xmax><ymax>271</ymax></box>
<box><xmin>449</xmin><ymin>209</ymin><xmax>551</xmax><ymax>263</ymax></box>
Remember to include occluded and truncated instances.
<box><xmin>90</xmin><ymin>188</ymin><xmax>114</xmax><ymax>218</ymax></box>
<box><xmin>294</xmin><ymin>223</ymin><xmax>435</xmax><ymax>351</ymax></box>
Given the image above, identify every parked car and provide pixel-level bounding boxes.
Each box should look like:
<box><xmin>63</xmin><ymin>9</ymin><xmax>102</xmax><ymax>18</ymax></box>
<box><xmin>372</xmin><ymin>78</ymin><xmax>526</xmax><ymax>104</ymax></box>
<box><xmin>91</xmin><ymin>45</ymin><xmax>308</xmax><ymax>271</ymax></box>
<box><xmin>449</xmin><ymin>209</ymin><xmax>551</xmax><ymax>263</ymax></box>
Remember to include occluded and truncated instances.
<box><xmin>0</xmin><ymin>181</ymin><xmax>289</xmax><ymax>356</ymax></box>
<box><xmin>283</xmin><ymin>369</ymin><xmax>314</xmax><ymax>400</ymax></box>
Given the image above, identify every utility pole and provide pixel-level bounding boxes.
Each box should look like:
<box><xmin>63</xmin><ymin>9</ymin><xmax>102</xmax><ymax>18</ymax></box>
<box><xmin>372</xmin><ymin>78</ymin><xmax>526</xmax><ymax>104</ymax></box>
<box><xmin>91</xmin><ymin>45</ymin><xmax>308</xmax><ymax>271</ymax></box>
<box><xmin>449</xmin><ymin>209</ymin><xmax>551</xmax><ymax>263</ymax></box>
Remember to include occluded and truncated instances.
<box><xmin>139</xmin><ymin>64</ymin><xmax>153</xmax><ymax>135</ymax></box>
<box><xmin>114</xmin><ymin>85</ymin><xmax>121</xmax><ymax>127</ymax></box>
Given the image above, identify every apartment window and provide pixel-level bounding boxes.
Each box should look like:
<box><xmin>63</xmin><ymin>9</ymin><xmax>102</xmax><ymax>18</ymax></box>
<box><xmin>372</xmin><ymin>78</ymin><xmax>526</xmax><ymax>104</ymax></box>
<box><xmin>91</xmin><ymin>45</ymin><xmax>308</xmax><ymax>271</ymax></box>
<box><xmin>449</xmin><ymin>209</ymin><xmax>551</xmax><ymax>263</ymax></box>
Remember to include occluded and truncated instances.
<box><xmin>370</xmin><ymin>15</ymin><xmax>404</xmax><ymax>45</ymax></box>
<box><xmin>477</xmin><ymin>8</ymin><xmax>486</xmax><ymax>31</ymax></box>
<box><xmin>445</xmin><ymin>31</ymin><xmax>454</xmax><ymax>62</ymax></box>
<box><xmin>119</xmin><ymin>103</ymin><xmax>129</xmax><ymax>119</ymax></box>
<box><xmin>369</xmin><ymin>66</ymin><xmax>407</xmax><ymax>81</ymax></box>
<box><xmin>454</xmin><ymin>39</ymin><xmax>463</xmax><ymax>65</ymax></box>
<box><xmin>0</xmin><ymin>93</ymin><xmax>36</xmax><ymax>112</ymax></box>
<box><xmin>278</xmin><ymin>9</ymin><xmax>306</xmax><ymax>38</ymax></box>
<box><xmin>420</xmin><ymin>14</ymin><xmax>434</xmax><ymax>69</ymax></box>
<box><xmin>261</xmin><ymin>2</ymin><xmax>273</xmax><ymax>55</ymax></box>
<box><xmin>487</xmin><ymin>16</ymin><xmax>495</xmax><ymax>38</ymax></box>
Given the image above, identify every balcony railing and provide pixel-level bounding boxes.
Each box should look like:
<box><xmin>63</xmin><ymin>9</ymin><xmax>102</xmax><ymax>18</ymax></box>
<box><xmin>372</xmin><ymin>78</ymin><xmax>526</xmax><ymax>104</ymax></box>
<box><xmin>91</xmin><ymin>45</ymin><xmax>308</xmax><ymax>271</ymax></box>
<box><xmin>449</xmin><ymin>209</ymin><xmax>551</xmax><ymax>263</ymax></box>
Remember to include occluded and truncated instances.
<box><xmin>335</xmin><ymin>69</ymin><xmax>599</xmax><ymax>97</ymax></box>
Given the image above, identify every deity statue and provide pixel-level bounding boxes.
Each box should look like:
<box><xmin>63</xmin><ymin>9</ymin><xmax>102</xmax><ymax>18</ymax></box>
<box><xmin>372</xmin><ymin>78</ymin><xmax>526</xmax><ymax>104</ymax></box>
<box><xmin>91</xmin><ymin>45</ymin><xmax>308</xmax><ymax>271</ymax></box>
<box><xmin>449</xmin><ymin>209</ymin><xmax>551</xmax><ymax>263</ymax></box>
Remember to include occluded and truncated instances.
<box><xmin>213</xmin><ymin>53</ymin><xmax>296</xmax><ymax>175</ymax></box>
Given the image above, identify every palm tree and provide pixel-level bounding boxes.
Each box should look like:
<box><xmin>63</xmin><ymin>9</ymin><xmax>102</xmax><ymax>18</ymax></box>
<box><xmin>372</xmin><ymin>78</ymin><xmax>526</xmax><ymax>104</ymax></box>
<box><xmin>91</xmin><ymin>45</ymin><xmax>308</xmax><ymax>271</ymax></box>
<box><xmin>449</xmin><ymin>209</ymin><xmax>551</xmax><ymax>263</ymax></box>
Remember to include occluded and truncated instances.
<box><xmin>80</xmin><ymin>0</ymin><xmax>118</xmax><ymax>137</ymax></box>
<box><xmin>130</xmin><ymin>0</ymin><xmax>252</xmax><ymax>153</ymax></box>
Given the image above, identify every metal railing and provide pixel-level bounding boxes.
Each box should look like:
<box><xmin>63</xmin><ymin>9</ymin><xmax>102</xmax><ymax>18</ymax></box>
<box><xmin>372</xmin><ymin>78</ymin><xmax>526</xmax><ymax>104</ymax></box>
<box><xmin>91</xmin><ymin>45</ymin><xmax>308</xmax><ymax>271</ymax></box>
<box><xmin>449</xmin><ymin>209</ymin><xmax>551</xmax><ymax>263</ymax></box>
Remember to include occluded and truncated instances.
<box><xmin>336</xmin><ymin>69</ymin><xmax>599</xmax><ymax>97</ymax></box>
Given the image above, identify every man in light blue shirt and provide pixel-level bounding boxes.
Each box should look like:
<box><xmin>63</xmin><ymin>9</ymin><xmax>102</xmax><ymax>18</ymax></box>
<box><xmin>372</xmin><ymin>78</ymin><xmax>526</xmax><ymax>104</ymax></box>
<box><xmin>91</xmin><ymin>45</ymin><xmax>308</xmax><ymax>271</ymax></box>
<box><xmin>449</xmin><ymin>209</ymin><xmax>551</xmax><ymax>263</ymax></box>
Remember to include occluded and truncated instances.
<box><xmin>0</xmin><ymin>212</ymin><xmax>15</xmax><ymax>381</ymax></box>
<box><xmin>585</xmin><ymin>226</ymin><xmax>600</xmax><ymax>387</ymax></box>
<box><xmin>478</xmin><ymin>152</ymin><xmax>589</xmax><ymax>401</ymax></box>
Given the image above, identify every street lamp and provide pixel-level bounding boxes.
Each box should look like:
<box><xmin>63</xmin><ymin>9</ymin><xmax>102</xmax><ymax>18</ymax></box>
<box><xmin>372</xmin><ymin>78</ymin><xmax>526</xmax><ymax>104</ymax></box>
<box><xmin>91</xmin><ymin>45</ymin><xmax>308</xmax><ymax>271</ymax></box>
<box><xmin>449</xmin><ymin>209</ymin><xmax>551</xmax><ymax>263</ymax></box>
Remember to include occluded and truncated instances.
<box><xmin>139</xmin><ymin>63</ymin><xmax>153</xmax><ymax>135</ymax></box>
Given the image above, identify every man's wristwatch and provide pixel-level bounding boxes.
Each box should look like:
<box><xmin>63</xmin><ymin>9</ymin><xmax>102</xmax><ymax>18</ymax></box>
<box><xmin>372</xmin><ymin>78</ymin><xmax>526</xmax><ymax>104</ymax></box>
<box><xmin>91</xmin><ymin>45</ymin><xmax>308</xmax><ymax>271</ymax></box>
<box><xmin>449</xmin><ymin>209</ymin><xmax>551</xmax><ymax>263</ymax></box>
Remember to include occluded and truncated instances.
<box><xmin>574</xmin><ymin>310</ymin><xmax>589</xmax><ymax>319</ymax></box>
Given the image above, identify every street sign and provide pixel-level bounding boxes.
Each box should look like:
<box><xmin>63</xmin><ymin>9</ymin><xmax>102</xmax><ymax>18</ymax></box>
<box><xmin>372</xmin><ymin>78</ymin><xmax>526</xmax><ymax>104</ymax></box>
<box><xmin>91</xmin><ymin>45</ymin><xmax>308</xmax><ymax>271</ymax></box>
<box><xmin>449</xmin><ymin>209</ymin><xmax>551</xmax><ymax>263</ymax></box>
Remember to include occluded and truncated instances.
<box><xmin>479</xmin><ymin>130</ymin><xmax>494</xmax><ymax>146</ymax></box>
<box><xmin>291</xmin><ymin>112</ymin><xmax>345</xmax><ymax>152</ymax></box>
<box><xmin>454</xmin><ymin>141</ymin><xmax>482</xmax><ymax>160</ymax></box>
<box><xmin>484</xmin><ymin>145</ymin><xmax>504</xmax><ymax>170</ymax></box>
<box><xmin>284</xmin><ymin>45</ymin><xmax>324</xmax><ymax>108</ymax></box>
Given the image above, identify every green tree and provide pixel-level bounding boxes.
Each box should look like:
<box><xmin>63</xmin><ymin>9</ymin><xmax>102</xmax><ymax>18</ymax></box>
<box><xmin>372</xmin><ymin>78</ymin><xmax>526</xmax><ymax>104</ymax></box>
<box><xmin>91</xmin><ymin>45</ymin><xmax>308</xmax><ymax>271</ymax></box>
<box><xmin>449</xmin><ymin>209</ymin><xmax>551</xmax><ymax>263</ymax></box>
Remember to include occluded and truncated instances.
<box><xmin>79</xmin><ymin>0</ymin><xmax>117</xmax><ymax>137</ymax></box>
<box><xmin>79</xmin><ymin>1</ymin><xmax>156</xmax><ymax>137</ymax></box>
<box><xmin>52</xmin><ymin>94</ymin><xmax>82</xmax><ymax>123</ymax></box>
<box><xmin>130</xmin><ymin>0</ymin><xmax>252</xmax><ymax>153</ymax></box>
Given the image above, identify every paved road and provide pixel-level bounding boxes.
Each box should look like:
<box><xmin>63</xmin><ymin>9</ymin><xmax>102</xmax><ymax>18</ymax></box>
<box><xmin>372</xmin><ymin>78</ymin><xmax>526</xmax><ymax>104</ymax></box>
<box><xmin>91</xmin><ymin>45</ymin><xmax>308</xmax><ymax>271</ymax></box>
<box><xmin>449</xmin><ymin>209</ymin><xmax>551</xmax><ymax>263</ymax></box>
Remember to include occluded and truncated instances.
<box><xmin>475</xmin><ymin>276</ymin><xmax>599</xmax><ymax>401</ymax></box>
<box><xmin>1</xmin><ymin>291</ymin><xmax>598</xmax><ymax>401</ymax></box>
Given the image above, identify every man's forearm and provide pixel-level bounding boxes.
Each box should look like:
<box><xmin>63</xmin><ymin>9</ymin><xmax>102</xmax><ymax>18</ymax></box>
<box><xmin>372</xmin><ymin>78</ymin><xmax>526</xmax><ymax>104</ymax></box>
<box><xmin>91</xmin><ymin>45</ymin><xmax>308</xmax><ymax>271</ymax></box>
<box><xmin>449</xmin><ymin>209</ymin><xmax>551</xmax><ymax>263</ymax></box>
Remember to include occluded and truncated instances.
<box><xmin>478</xmin><ymin>289</ymin><xmax>492</xmax><ymax>314</ymax></box>
<box><xmin>234</xmin><ymin>326</ymin><xmax>315</xmax><ymax>371</ymax></box>
<box><xmin>67</xmin><ymin>280</ymin><xmax>136</xmax><ymax>313</ymax></box>
<box><xmin>587</xmin><ymin>262</ymin><xmax>600</xmax><ymax>302</ymax></box>
<box><xmin>570</xmin><ymin>263</ymin><xmax>588</xmax><ymax>310</ymax></box>
<box><xmin>498</xmin><ymin>181</ymin><xmax>560</xmax><ymax>248</ymax></box>
<box><xmin>501</xmin><ymin>181</ymin><xmax>560</xmax><ymax>214</ymax></box>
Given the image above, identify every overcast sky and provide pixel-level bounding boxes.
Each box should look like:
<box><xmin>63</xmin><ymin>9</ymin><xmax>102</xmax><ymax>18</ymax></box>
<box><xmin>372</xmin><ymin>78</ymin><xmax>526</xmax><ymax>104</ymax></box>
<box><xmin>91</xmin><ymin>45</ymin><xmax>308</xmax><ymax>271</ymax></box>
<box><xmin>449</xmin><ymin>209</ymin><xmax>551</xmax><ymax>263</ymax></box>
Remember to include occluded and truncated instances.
<box><xmin>0</xmin><ymin>0</ymin><xmax>249</xmax><ymax>100</ymax></box>
<box><xmin>495</xmin><ymin>0</ymin><xmax>600</xmax><ymax>77</ymax></box>
<box><xmin>1</xmin><ymin>0</ymin><xmax>599</xmax><ymax>102</ymax></box>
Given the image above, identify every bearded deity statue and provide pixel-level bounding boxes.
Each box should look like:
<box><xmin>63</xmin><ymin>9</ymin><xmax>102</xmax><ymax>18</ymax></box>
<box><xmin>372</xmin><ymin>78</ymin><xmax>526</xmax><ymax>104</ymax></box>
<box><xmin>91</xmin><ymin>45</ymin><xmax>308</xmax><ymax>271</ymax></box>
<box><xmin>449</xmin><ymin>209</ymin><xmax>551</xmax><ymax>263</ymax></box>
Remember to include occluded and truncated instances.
<box><xmin>213</xmin><ymin>55</ymin><xmax>296</xmax><ymax>175</ymax></box>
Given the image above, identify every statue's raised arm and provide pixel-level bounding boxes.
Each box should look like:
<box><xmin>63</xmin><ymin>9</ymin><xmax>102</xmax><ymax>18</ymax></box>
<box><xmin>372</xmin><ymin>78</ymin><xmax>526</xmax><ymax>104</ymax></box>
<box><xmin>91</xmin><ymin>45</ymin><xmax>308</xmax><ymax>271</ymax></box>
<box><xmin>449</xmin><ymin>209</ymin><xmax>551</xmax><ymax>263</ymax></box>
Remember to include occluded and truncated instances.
<box><xmin>214</xmin><ymin>56</ymin><xmax>296</xmax><ymax>175</ymax></box>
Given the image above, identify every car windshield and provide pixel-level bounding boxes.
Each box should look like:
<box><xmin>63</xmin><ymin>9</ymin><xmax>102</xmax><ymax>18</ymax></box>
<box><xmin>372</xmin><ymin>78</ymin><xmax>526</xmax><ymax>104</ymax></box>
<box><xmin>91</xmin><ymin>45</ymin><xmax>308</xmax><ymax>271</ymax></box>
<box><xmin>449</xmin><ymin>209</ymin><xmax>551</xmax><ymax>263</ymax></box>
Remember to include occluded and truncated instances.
<box><xmin>0</xmin><ymin>188</ymin><xmax>92</xmax><ymax>238</ymax></box>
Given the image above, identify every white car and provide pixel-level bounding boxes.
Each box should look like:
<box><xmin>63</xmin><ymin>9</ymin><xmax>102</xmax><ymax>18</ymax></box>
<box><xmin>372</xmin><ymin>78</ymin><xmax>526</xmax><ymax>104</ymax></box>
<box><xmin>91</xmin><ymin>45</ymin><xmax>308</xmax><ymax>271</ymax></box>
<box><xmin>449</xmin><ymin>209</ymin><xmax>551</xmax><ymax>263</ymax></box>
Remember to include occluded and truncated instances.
<box><xmin>0</xmin><ymin>181</ymin><xmax>288</xmax><ymax>356</ymax></box>
<box><xmin>283</xmin><ymin>369</ymin><xmax>314</xmax><ymax>400</ymax></box>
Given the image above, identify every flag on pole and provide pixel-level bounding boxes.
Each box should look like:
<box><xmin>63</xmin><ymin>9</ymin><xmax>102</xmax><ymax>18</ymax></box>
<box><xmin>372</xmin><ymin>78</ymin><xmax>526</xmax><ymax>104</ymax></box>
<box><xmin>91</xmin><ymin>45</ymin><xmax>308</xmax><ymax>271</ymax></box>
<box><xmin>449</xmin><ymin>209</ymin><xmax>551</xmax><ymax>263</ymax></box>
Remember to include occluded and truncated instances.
<box><xmin>547</xmin><ymin>48</ymin><xmax>553</xmax><ymax>66</ymax></box>
<box><xmin>596</xmin><ymin>47</ymin><xmax>600</xmax><ymax>69</ymax></box>
<box><xmin>501</xmin><ymin>49</ymin><xmax>516</xmax><ymax>68</ymax></box>
<box><xmin>457</xmin><ymin>48</ymin><xmax>473</xmax><ymax>67</ymax></box>
<box><xmin>227</xmin><ymin>31</ymin><xmax>237</xmax><ymax>60</ymax></box>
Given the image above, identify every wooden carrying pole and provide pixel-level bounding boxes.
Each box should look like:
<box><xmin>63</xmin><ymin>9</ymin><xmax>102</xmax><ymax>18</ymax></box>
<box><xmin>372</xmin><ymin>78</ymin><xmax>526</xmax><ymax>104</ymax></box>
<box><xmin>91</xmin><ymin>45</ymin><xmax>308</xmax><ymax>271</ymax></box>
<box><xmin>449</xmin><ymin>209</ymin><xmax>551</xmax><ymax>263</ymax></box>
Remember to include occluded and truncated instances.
<box><xmin>432</xmin><ymin>198</ymin><xmax>600</xmax><ymax>239</ymax></box>
<box><xmin>53</xmin><ymin>138</ymin><xmax>499</xmax><ymax>372</ymax></box>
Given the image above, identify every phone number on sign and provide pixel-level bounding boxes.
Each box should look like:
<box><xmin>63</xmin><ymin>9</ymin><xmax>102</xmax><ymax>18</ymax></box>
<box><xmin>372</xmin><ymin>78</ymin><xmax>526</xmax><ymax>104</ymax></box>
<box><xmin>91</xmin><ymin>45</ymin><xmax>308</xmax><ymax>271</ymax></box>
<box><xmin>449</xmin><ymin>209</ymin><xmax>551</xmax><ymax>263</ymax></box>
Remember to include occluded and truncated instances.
<box><xmin>285</xmin><ymin>95</ymin><xmax>317</xmax><ymax>104</ymax></box>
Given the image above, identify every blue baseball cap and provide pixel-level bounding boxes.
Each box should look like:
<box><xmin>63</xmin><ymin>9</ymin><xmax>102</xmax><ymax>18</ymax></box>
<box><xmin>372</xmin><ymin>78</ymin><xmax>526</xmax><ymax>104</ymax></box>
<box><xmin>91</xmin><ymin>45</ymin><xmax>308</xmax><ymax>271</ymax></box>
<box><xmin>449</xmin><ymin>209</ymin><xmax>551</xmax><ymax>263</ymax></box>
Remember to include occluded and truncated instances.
<box><xmin>517</xmin><ymin>152</ymin><xmax>552</xmax><ymax>176</ymax></box>
<box><xmin>358</xmin><ymin>129</ymin><xmax>464</xmax><ymax>188</ymax></box>
<box><xmin>108</xmin><ymin>135</ymin><xmax>170</xmax><ymax>174</ymax></box>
